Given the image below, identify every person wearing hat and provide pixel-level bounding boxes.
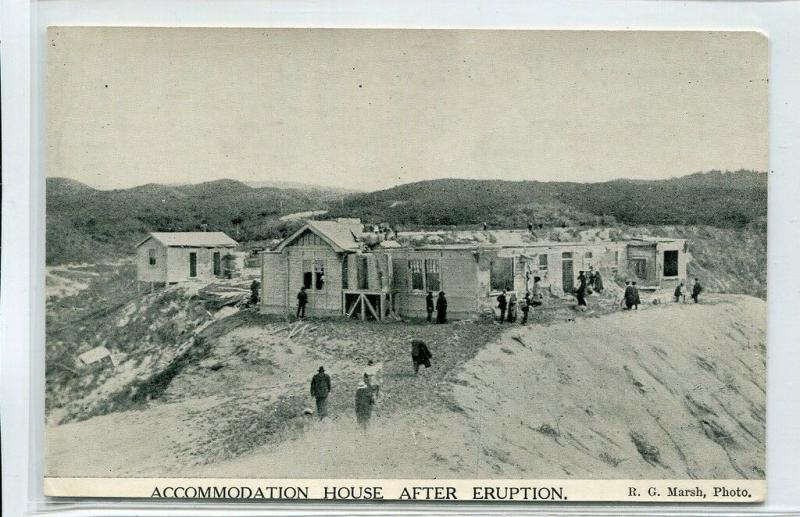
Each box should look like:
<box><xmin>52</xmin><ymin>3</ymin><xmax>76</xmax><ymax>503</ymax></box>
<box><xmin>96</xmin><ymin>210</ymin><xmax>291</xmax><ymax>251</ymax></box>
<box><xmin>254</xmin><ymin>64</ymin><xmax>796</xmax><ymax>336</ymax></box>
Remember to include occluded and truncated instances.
<box><xmin>310</xmin><ymin>366</ymin><xmax>332</xmax><ymax>420</ymax></box>
<box><xmin>355</xmin><ymin>373</ymin><xmax>376</xmax><ymax>431</ymax></box>
<box><xmin>622</xmin><ymin>281</ymin><xmax>636</xmax><ymax>310</ymax></box>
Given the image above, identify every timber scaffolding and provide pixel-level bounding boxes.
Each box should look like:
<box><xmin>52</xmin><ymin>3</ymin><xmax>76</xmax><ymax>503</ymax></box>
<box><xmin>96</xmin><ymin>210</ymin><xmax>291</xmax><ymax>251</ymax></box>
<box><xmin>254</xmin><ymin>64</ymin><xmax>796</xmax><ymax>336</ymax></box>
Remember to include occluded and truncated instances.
<box><xmin>342</xmin><ymin>290</ymin><xmax>399</xmax><ymax>321</ymax></box>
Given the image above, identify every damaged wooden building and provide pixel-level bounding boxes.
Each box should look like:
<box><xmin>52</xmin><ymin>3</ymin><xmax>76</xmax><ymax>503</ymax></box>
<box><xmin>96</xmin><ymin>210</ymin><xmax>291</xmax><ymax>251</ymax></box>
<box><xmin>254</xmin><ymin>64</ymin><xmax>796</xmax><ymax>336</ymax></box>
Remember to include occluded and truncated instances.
<box><xmin>260</xmin><ymin>219</ymin><xmax>688</xmax><ymax>320</ymax></box>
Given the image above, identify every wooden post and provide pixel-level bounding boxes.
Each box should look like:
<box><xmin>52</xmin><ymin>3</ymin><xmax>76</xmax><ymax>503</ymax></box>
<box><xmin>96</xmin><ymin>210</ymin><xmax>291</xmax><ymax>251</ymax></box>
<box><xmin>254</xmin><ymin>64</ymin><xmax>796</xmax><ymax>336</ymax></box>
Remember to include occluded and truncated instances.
<box><xmin>360</xmin><ymin>294</ymin><xmax>366</xmax><ymax>321</ymax></box>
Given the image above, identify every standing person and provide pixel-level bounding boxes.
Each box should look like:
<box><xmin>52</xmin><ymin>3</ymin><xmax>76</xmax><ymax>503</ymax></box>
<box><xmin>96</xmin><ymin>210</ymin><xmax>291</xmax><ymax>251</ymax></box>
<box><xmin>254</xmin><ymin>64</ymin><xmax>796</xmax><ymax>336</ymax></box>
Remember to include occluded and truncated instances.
<box><xmin>496</xmin><ymin>289</ymin><xmax>508</xmax><ymax>323</ymax></box>
<box><xmin>520</xmin><ymin>292</ymin><xmax>531</xmax><ymax>325</ymax></box>
<box><xmin>674</xmin><ymin>282</ymin><xmax>686</xmax><ymax>303</ymax></box>
<box><xmin>576</xmin><ymin>271</ymin><xmax>588</xmax><ymax>307</ymax></box>
<box><xmin>364</xmin><ymin>359</ymin><xmax>383</xmax><ymax>399</ymax></box>
<box><xmin>425</xmin><ymin>291</ymin><xmax>434</xmax><ymax>323</ymax></box>
<box><xmin>531</xmin><ymin>276</ymin><xmax>544</xmax><ymax>308</ymax></box>
<box><xmin>593</xmin><ymin>270</ymin><xmax>604</xmax><ymax>293</ymax></box>
<box><xmin>296</xmin><ymin>286</ymin><xmax>308</xmax><ymax>319</ymax></box>
<box><xmin>436</xmin><ymin>291</ymin><xmax>448</xmax><ymax>324</ymax></box>
<box><xmin>411</xmin><ymin>339</ymin><xmax>433</xmax><ymax>374</ymax></box>
<box><xmin>622</xmin><ymin>281</ymin><xmax>636</xmax><ymax>310</ymax></box>
<box><xmin>310</xmin><ymin>366</ymin><xmax>331</xmax><ymax>420</ymax></box>
<box><xmin>354</xmin><ymin>375</ymin><xmax>376</xmax><ymax>431</ymax></box>
<box><xmin>691</xmin><ymin>278</ymin><xmax>703</xmax><ymax>303</ymax></box>
<box><xmin>587</xmin><ymin>266</ymin><xmax>596</xmax><ymax>290</ymax></box>
<box><xmin>632</xmin><ymin>281</ymin><xmax>641</xmax><ymax>310</ymax></box>
<box><xmin>249</xmin><ymin>279</ymin><xmax>261</xmax><ymax>306</ymax></box>
<box><xmin>507</xmin><ymin>292</ymin><xmax>518</xmax><ymax>323</ymax></box>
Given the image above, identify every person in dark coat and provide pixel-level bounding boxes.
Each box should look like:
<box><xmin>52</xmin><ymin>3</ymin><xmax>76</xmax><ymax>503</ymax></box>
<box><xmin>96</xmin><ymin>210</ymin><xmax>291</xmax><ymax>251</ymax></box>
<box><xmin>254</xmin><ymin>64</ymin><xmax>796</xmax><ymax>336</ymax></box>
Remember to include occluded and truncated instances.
<box><xmin>576</xmin><ymin>271</ymin><xmax>588</xmax><ymax>307</ymax></box>
<box><xmin>622</xmin><ymin>281</ymin><xmax>636</xmax><ymax>310</ymax></box>
<box><xmin>297</xmin><ymin>286</ymin><xmax>308</xmax><ymax>318</ymax></box>
<box><xmin>691</xmin><ymin>278</ymin><xmax>703</xmax><ymax>303</ymax></box>
<box><xmin>497</xmin><ymin>290</ymin><xmax>508</xmax><ymax>323</ymax></box>
<box><xmin>354</xmin><ymin>375</ymin><xmax>376</xmax><ymax>431</ymax></box>
<box><xmin>520</xmin><ymin>292</ymin><xmax>531</xmax><ymax>324</ymax></box>
<box><xmin>435</xmin><ymin>291</ymin><xmax>448</xmax><ymax>323</ymax></box>
<box><xmin>587</xmin><ymin>266</ymin><xmax>596</xmax><ymax>289</ymax></box>
<box><xmin>310</xmin><ymin>366</ymin><xmax>331</xmax><ymax>420</ymax></box>
<box><xmin>674</xmin><ymin>282</ymin><xmax>686</xmax><ymax>303</ymax></box>
<box><xmin>632</xmin><ymin>281</ymin><xmax>641</xmax><ymax>310</ymax></box>
<box><xmin>425</xmin><ymin>291</ymin><xmax>434</xmax><ymax>323</ymax></box>
<box><xmin>249</xmin><ymin>280</ymin><xmax>261</xmax><ymax>306</ymax></box>
<box><xmin>411</xmin><ymin>339</ymin><xmax>433</xmax><ymax>374</ymax></box>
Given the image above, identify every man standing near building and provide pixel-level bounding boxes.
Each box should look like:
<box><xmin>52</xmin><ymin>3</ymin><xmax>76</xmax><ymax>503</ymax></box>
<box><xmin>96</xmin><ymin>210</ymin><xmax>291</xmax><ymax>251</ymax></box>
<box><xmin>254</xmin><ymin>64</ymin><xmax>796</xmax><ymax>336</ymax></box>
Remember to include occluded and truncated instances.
<box><xmin>425</xmin><ymin>291</ymin><xmax>434</xmax><ymax>323</ymax></box>
<box><xmin>310</xmin><ymin>366</ymin><xmax>331</xmax><ymax>420</ymax></box>
<box><xmin>622</xmin><ymin>281</ymin><xmax>636</xmax><ymax>310</ymax></box>
<box><xmin>436</xmin><ymin>291</ymin><xmax>448</xmax><ymax>324</ymax></box>
<box><xmin>497</xmin><ymin>289</ymin><xmax>508</xmax><ymax>323</ymax></box>
<box><xmin>632</xmin><ymin>281</ymin><xmax>641</xmax><ymax>310</ymax></box>
<box><xmin>297</xmin><ymin>286</ymin><xmax>308</xmax><ymax>319</ymax></box>
<box><xmin>576</xmin><ymin>271</ymin><xmax>588</xmax><ymax>307</ymax></box>
<box><xmin>691</xmin><ymin>278</ymin><xmax>703</xmax><ymax>303</ymax></box>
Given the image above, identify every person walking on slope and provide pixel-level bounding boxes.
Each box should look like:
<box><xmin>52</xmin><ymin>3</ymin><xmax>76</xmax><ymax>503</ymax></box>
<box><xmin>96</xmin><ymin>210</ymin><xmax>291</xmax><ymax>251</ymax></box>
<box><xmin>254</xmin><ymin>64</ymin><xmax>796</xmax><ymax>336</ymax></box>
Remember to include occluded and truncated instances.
<box><xmin>355</xmin><ymin>375</ymin><xmax>376</xmax><ymax>431</ymax></box>
<box><xmin>411</xmin><ymin>339</ymin><xmax>433</xmax><ymax>374</ymax></box>
<box><xmin>497</xmin><ymin>289</ymin><xmax>508</xmax><ymax>323</ymax></box>
<box><xmin>575</xmin><ymin>271</ymin><xmax>588</xmax><ymax>307</ymax></box>
<box><xmin>363</xmin><ymin>359</ymin><xmax>383</xmax><ymax>399</ymax></box>
<box><xmin>436</xmin><ymin>291</ymin><xmax>448</xmax><ymax>324</ymax></box>
<box><xmin>632</xmin><ymin>281</ymin><xmax>641</xmax><ymax>310</ymax></box>
<box><xmin>622</xmin><ymin>281</ymin><xmax>636</xmax><ymax>310</ymax></box>
<box><xmin>425</xmin><ymin>291</ymin><xmax>434</xmax><ymax>323</ymax></box>
<box><xmin>691</xmin><ymin>278</ymin><xmax>703</xmax><ymax>303</ymax></box>
<box><xmin>296</xmin><ymin>286</ymin><xmax>308</xmax><ymax>319</ymax></box>
<box><xmin>310</xmin><ymin>366</ymin><xmax>331</xmax><ymax>420</ymax></box>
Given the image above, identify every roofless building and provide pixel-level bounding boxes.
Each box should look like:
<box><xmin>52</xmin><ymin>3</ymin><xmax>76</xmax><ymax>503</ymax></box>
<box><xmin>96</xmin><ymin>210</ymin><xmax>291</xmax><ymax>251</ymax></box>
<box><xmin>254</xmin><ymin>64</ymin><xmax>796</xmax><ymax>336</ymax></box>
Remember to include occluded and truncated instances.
<box><xmin>260</xmin><ymin>219</ymin><xmax>688</xmax><ymax>320</ymax></box>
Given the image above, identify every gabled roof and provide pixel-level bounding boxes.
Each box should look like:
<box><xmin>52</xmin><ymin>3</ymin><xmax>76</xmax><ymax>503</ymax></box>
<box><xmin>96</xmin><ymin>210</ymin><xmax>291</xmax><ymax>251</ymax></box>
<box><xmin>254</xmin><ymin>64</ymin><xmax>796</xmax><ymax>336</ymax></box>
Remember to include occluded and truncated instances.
<box><xmin>275</xmin><ymin>220</ymin><xmax>362</xmax><ymax>253</ymax></box>
<box><xmin>137</xmin><ymin>232</ymin><xmax>238</xmax><ymax>248</ymax></box>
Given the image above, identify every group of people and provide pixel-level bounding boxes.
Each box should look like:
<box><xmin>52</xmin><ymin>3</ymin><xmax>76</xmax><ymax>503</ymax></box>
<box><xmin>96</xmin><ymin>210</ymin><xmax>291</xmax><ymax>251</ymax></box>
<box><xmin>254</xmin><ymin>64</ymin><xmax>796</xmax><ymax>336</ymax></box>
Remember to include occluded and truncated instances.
<box><xmin>308</xmin><ymin>339</ymin><xmax>435</xmax><ymax>431</ymax></box>
<box><xmin>425</xmin><ymin>291</ymin><xmax>448</xmax><ymax>324</ymax></box>
<box><xmin>496</xmin><ymin>276</ymin><xmax>545</xmax><ymax>324</ymax></box>
<box><xmin>574</xmin><ymin>267</ymin><xmax>604</xmax><ymax>307</ymax></box>
<box><xmin>673</xmin><ymin>278</ymin><xmax>704</xmax><ymax>303</ymax></box>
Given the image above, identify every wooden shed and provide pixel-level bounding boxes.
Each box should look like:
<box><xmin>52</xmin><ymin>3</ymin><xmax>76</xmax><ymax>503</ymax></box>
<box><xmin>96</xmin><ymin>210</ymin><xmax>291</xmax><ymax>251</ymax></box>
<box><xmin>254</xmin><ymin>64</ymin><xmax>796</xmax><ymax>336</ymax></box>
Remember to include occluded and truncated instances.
<box><xmin>136</xmin><ymin>232</ymin><xmax>238</xmax><ymax>285</ymax></box>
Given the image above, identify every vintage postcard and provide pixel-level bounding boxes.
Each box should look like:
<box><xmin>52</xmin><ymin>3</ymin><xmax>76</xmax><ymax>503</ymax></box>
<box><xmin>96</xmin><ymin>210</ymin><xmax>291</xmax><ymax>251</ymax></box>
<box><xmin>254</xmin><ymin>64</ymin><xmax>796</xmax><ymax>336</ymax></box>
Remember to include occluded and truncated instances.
<box><xmin>44</xmin><ymin>28</ymin><xmax>767</xmax><ymax>502</ymax></box>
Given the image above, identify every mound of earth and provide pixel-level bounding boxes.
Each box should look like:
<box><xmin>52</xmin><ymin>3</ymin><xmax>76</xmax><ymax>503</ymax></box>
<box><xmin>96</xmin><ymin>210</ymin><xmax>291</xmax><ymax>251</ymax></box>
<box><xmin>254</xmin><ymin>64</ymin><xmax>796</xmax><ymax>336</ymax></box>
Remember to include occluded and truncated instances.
<box><xmin>46</xmin><ymin>295</ymin><xmax>765</xmax><ymax>480</ymax></box>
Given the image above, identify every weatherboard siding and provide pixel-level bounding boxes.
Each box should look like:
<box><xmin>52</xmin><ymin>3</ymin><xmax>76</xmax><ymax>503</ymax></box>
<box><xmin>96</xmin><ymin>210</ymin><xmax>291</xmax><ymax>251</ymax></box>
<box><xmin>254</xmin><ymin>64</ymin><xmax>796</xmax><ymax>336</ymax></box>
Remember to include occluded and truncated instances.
<box><xmin>136</xmin><ymin>240</ymin><xmax>169</xmax><ymax>283</ymax></box>
<box><xmin>285</xmin><ymin>244</ymin><xmax>344</xmax><ymax>316</ymax></box>
<box><xmin>261</xmin><ymin>252</ymin><xmax>289</xmax><ymax>314</ymax></box>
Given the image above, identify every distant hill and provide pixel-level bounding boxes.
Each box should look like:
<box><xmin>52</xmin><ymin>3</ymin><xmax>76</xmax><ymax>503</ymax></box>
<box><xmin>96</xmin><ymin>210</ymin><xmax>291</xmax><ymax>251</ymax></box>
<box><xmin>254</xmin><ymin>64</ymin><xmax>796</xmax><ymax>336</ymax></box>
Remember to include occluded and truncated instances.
<box><xmin>46</xmin><ymin>178</ymin><xmax>341</xmax><ymax>264</ymax></box>
<box><xmin>47</xmin><ymin>170</ymin><xmax>767</xmax><ymax>265</ymax></box>
<box><xmin>325</xmin><ymin>170</ymin><xmax>767</xmax><ymax>229</ymax></box>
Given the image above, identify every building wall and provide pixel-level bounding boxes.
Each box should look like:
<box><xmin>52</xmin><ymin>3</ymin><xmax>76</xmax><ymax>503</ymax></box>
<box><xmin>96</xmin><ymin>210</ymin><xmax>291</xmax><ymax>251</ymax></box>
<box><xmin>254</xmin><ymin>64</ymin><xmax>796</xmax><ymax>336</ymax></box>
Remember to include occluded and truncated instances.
<box><xmin>136</xmin><ymin>240</ymin><xmax>168</xmax><ymax>283</ymax></box>
<box><xmin>387</xmin><ymin>249</ymin><xmax>480</xmax><ymax>319</ymax></box>
<box><xmin>284</xmin><ymin>243</ymin><xmax>344</xmax><ymax>316</ymax></box>
<box><xmin>261</xmin><ymin>252</ymin><xmax>289</xmax><ymax>314</ymax></box>
<box><xmin>165</xmin><ymin>247</ymin><xmax>232</xmax><ymax>283</ymax></box>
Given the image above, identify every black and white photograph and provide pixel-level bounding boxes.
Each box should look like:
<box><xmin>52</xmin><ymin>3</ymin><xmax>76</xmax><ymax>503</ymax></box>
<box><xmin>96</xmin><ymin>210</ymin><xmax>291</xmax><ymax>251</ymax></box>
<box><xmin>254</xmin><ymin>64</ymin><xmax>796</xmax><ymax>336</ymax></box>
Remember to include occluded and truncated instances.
<box><xmin>43</xmin><ymin>27</ymin><xmax>767</xmax><ymax>501</ymax></box>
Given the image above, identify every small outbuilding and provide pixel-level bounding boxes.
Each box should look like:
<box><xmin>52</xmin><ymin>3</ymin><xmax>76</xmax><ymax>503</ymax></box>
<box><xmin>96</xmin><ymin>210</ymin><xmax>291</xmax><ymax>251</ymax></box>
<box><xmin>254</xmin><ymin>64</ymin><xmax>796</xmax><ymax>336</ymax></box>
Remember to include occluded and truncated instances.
<box><xmin>136</xmin><ymin>232</ymin><xmax>238</xmax><ymax>285</ymax></box>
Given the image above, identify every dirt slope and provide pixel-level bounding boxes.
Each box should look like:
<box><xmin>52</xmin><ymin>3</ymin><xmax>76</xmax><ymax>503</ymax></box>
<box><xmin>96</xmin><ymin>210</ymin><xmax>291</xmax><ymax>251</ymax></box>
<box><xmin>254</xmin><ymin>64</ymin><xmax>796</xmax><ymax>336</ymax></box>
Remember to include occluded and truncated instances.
<box><xmin>46</xmin><ymin>295</ymin><xmax>765</xmax><ymax>479</ymax></box>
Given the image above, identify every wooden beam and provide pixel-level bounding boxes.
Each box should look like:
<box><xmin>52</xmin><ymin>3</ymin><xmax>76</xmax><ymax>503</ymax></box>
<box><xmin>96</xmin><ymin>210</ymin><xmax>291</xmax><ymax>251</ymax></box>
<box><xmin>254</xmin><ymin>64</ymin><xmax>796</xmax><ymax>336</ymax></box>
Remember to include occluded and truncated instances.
<box><xmin>346</xmin><ymin>296</ymin><xmax>360</xmax><ymax>318</ymax></box>
<box><xmin>360</xmin><ymin>294</ymin><xmax>366</xmax><ymax>321</ymax></box>
<box><xmin>363</xmin><ymin>295</ymin><xmax>379</xmax><ymax>320</ymax></box>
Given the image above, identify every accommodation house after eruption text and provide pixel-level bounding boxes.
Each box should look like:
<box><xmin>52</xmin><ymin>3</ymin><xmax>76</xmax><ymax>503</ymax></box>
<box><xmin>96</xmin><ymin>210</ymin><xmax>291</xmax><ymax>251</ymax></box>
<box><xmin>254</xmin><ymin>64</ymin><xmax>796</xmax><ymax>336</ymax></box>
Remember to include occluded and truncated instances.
<box><xmin>260</xmin><ymin>219</ymin><xmax>688</xmax><ymax>320</ymax></box>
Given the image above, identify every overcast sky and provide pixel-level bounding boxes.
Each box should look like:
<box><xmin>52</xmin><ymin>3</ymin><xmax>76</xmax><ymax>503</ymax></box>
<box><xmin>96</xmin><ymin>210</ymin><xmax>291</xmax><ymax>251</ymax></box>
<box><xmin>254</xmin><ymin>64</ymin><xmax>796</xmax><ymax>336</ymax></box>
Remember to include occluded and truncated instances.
<box><xmin>48</xmin><ymin>28</ymin><xmax>768</xmax><ymax>191</ymax></box>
